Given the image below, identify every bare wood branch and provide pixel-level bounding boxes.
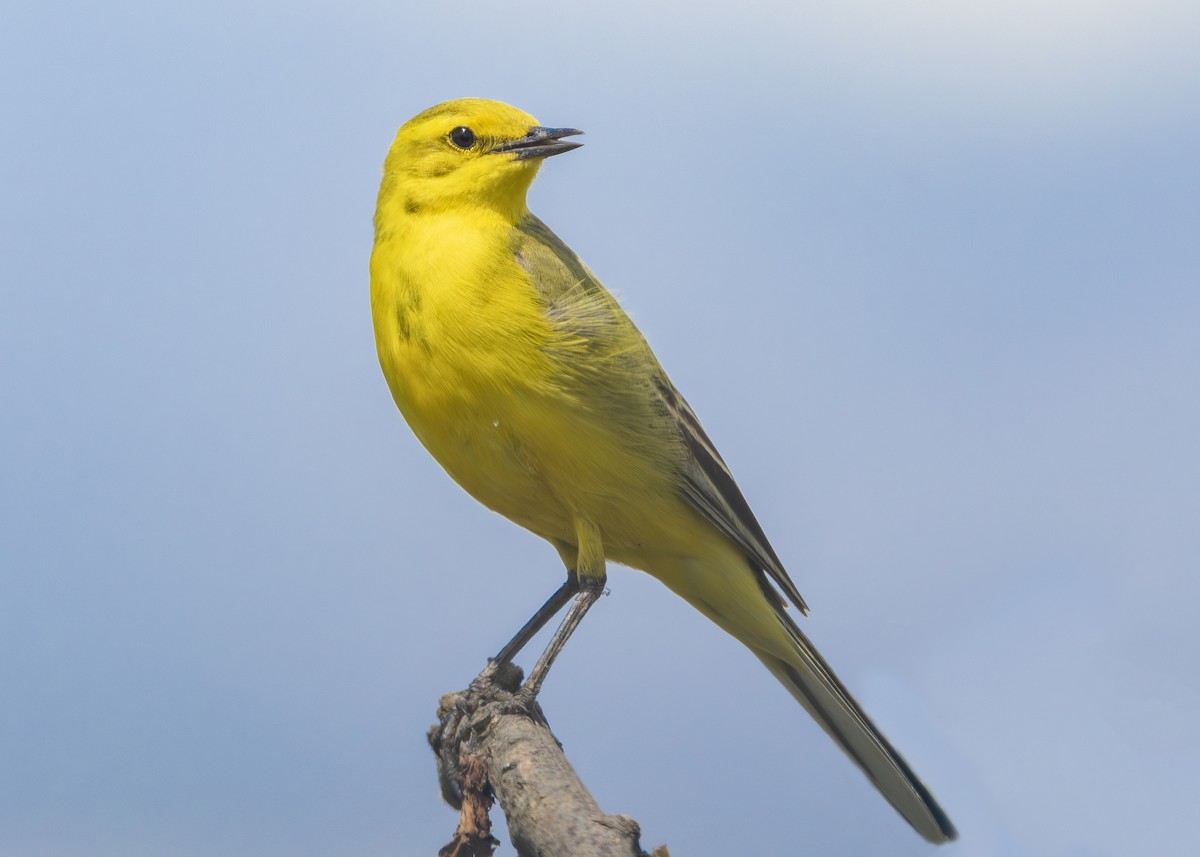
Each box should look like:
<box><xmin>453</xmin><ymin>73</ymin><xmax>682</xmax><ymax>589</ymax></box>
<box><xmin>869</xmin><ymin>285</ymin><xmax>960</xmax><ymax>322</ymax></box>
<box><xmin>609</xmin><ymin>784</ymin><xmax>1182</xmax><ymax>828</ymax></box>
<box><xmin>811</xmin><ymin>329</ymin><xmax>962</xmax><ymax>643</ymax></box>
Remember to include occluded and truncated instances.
<box><xmin>429</xmin><ymin>663</ymin><xmax>669</xmax><ymax>857</ymax></box>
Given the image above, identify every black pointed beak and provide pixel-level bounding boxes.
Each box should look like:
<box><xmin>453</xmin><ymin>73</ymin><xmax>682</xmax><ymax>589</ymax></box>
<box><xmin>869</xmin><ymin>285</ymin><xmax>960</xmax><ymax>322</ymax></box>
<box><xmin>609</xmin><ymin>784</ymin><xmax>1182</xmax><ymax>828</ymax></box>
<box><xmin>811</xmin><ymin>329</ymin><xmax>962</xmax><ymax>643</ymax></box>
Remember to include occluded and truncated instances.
<box><xmin>493</xmin><ymin>126</ymin><xmax>584</xmax><ymax>160</ymax></box>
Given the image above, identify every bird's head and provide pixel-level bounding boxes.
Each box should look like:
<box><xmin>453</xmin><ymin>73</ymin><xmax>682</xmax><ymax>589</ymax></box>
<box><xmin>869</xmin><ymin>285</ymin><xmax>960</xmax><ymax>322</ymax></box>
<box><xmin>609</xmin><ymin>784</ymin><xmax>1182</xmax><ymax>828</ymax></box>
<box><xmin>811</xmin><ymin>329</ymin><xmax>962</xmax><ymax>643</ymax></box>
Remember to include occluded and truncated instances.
<box><xmin>377</xmin><ymin>98</ymin><xmax>583</xmax><ymax>225</ymax></box>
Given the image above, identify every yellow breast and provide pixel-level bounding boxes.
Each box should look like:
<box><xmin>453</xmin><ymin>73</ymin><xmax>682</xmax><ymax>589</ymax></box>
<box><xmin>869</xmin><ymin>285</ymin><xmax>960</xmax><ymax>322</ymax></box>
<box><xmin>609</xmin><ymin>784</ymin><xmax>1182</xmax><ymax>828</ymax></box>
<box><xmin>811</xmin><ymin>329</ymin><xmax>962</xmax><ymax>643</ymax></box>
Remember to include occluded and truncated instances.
<box><xmin>370</xmin><ymin>208</ymin><xmax>695</xmax><ymax>561</ymax></box>
<box><xmin>369</xmin><ymin>212</ymin><xmax>577</xmax><ymax>541</ymax></box>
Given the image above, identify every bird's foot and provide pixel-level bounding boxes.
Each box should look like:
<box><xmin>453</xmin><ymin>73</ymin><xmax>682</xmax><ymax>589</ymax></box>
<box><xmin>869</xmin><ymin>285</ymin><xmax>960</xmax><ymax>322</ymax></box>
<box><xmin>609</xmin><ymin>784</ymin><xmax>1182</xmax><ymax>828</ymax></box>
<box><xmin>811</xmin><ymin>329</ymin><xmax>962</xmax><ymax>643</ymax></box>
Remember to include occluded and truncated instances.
<box><xmin>470</xmin><ymin>658</ymin><xmax>522</xmax><ymax>694</ymax></box>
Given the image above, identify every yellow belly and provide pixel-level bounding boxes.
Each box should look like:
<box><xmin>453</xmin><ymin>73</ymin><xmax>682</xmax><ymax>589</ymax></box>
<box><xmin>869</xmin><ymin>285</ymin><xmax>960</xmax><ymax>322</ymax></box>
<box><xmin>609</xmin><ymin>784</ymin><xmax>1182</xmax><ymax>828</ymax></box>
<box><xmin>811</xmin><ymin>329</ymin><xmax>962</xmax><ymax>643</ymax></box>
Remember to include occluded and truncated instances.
<box><xmin>402</xmin><ymin>382</ymin><xmax>576</xmax><ymax>544</ymax></box>
<box><xmin>386</xmin><ymin>355</ymin><xmax>698</xmax><ymax>564</ymax></box>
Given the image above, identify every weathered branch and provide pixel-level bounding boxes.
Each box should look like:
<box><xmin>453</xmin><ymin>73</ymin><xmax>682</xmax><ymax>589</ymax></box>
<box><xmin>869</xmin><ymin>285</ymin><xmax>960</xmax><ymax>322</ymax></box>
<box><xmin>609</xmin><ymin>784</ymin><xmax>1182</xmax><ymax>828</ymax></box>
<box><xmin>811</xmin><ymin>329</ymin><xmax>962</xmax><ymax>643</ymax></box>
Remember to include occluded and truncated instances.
<box><xmin>429</xmin><ymin>663</ymin><xmax>668</xmax><ymax>857</ymax></box>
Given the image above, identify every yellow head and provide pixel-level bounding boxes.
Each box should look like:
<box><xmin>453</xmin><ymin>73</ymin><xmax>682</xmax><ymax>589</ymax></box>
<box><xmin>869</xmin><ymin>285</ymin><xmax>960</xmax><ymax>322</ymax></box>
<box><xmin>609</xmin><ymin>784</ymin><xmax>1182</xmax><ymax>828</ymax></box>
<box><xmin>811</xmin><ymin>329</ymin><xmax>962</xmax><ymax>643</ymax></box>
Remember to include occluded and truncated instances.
<box><xmin>376</xmin><ymin>98</ymin><xmax>583</xmax><ymax>227</ymax></box>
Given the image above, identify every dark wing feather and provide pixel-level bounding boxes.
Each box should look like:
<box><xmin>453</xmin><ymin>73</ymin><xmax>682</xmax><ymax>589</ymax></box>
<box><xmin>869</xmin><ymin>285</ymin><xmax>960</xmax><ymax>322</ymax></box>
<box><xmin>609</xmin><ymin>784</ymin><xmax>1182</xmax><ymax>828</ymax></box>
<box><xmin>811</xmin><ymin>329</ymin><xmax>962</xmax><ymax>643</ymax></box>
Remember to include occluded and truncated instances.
<box><xmin>652</xmin><ymin>376</ymin><xmax>810</xmax><ymax>615</ymax></box>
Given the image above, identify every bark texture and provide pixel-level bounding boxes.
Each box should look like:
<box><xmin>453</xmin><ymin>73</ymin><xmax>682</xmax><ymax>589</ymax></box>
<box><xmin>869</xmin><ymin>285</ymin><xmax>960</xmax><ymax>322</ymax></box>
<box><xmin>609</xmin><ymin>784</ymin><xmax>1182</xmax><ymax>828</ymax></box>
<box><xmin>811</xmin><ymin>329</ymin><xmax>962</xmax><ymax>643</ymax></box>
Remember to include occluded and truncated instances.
<box><xmin>429</xmin><ymin>664</ymin><xmax>668</xmax><ymax>857</ymax></box>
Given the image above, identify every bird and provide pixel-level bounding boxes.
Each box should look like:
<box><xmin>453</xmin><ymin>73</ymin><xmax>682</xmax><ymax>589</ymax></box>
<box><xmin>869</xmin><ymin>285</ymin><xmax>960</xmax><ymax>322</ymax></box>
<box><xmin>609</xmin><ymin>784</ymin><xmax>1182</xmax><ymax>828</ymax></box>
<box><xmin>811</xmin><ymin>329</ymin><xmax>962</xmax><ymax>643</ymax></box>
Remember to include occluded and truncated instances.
<box><xmin>369</xmin><ymin>97</ymin><xmax>957</xmax><ymax>844</ymax></box>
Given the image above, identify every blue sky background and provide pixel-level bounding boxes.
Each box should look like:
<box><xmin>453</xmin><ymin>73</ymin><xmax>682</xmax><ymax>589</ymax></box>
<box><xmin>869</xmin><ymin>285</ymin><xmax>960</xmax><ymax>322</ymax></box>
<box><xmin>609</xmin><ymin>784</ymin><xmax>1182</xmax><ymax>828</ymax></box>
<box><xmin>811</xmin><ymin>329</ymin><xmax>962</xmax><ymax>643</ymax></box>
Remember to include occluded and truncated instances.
<box><xmin>2</xmin><ymin>1</ymin><xmax>1198</xmax><ymax>855</ymax></box>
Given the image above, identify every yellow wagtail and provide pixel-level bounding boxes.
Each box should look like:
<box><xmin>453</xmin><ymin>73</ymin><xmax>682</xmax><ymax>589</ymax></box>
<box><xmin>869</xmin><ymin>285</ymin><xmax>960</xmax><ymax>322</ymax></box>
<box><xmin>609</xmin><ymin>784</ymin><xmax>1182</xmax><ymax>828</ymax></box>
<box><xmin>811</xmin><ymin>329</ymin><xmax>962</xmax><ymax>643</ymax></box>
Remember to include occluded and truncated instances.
<box><xmin>369</xmin><ymin>98</ymin><xmax>956</xmax><ymax>843</ymax></box>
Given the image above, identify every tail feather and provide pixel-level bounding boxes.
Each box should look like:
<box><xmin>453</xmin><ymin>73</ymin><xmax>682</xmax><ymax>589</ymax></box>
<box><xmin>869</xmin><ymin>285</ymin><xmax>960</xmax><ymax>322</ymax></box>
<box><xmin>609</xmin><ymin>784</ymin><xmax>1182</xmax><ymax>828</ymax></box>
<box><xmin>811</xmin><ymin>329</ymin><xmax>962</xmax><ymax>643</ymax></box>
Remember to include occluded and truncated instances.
<box><xmin>651</xmin><ymin>550</ymin><xmax>956</xmax><ymax>842</ymax></box>
<box><xmin>759</xmin><ymin>613</ymin><xmax>958</xmax><ymax>843</ymax></box>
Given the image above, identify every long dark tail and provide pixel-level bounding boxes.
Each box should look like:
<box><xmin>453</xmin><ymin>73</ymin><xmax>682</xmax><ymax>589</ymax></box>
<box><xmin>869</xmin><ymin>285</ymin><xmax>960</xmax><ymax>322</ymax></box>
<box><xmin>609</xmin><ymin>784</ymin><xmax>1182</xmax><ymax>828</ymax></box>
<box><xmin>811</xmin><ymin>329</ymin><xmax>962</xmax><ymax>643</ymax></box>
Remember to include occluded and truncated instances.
<box><xmin>654</xmin><ymin>550</ymin><xmax>956</xmax><ymax>842</ymax></box>
<box><xmin>758</xmin><ymin>612</ymin><xmax>957</xmax><ymax>843</ymax></box>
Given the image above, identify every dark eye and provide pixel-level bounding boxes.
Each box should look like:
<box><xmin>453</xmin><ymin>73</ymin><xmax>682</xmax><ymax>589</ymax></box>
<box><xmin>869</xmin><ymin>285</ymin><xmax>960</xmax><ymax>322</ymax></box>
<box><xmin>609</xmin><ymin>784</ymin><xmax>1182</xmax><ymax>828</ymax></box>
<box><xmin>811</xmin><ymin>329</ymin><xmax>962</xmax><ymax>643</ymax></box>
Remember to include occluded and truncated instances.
<box><xmin>449</xmin><ymin>126</ymin><xmax>476</xmax><ymax>149</ymax></box>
